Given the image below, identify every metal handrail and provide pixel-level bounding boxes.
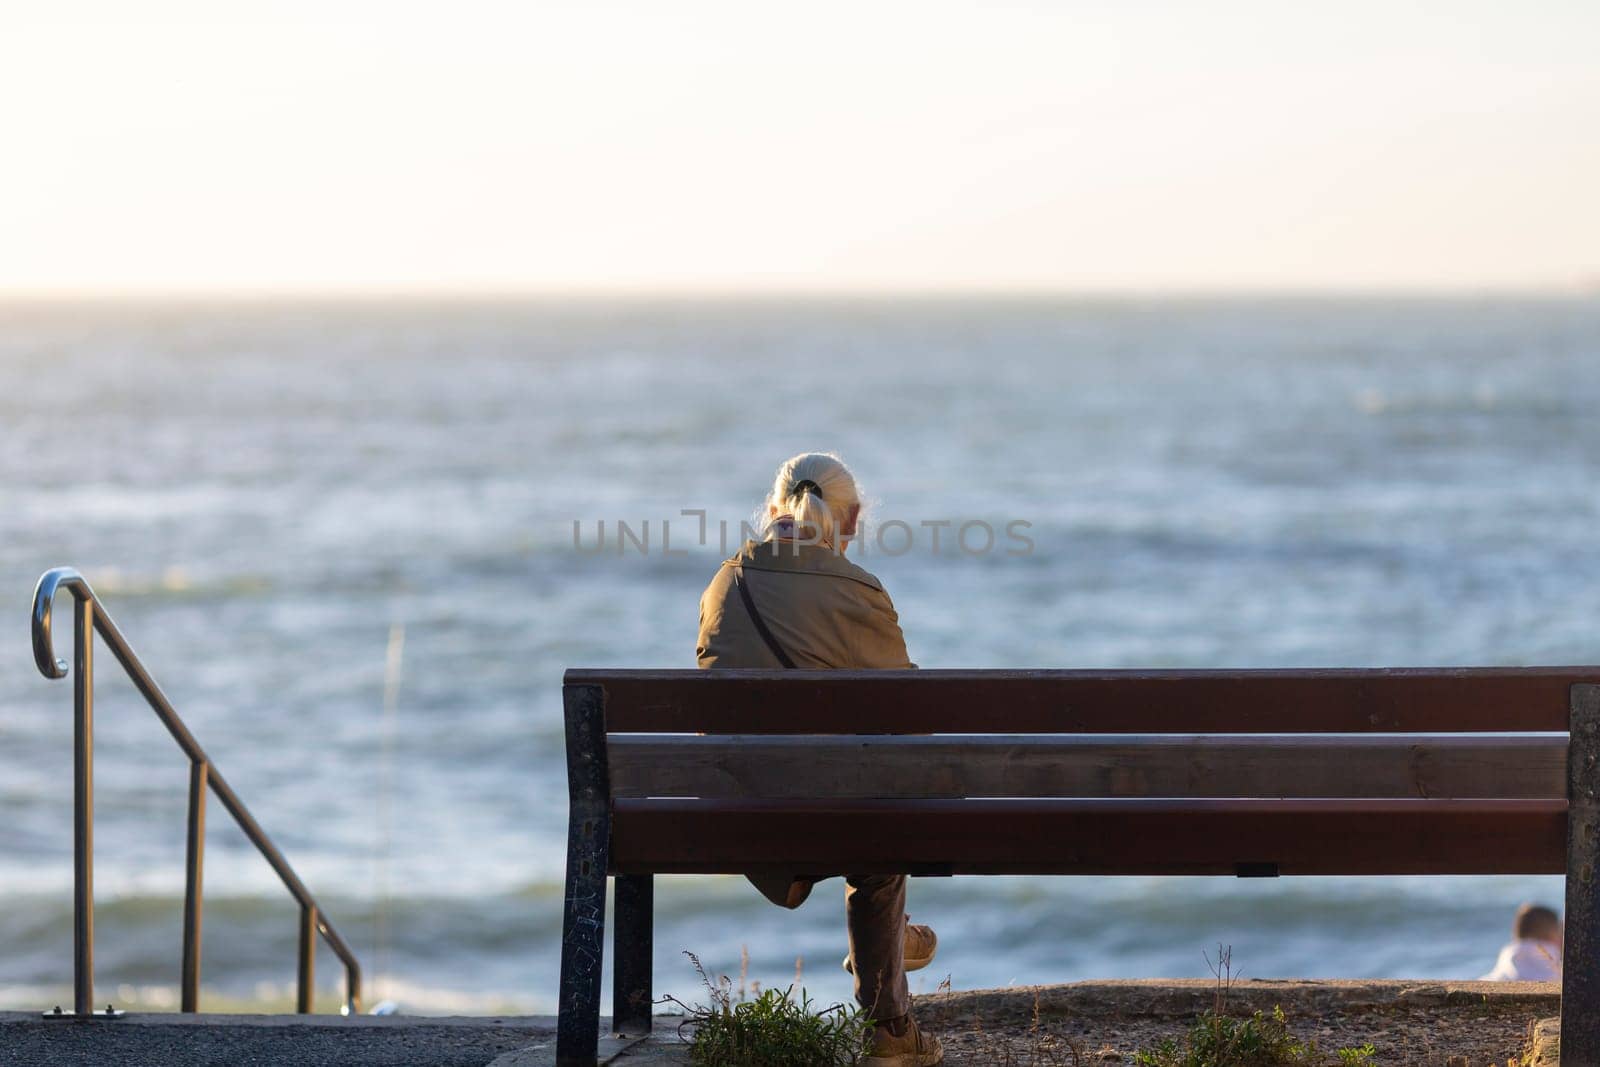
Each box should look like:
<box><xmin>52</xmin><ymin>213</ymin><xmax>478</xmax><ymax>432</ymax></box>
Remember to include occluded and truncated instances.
<box><xmin>31</xmin><ymin>566</ymin><xmax>363</xmax><ymax>1017</ymax></box>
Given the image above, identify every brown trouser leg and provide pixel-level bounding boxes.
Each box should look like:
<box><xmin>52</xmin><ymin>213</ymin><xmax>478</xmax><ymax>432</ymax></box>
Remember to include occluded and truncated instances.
<box><xmin>744</xmin><ymin>872</ymin><xmax>911</xmax><ymax>1021</ymax></box>
<box><xmin>846</xmin><ymin>874</ymin><xmax>909</xmax><ymax>1021</ymax></box>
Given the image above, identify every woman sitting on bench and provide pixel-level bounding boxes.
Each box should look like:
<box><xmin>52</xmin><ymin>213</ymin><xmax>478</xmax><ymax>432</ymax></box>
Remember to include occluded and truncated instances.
<box><xmin>695</xmin><ymin>451</ymin><xmax>943</xmax><ymax>1067</ymax></box>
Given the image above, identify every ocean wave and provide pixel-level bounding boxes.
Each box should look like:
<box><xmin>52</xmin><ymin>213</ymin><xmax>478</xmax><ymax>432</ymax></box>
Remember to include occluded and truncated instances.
<box><xmin>39</xmin><ymin>565</ymin><xmax>273</xmax><ymax>601</ymax></box>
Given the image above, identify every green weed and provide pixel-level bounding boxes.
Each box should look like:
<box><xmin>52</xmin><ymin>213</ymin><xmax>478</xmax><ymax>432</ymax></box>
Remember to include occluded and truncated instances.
<box><xmin>1133</xmin><ymin>947</ymin><xmax>1382</xmax><ymax>1067</ymax></box>
<box><xmin>666</xmin><ymin>951</ymin><xmax>874</xmax><ymax>1067</ymax></box>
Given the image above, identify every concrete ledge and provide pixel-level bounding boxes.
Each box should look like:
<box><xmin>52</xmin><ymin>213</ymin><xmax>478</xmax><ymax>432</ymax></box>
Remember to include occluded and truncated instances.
<box><xmin>7</xmin><ymin>1011</ymin><xmax>554</xmax><ymax>1028</ymax></box>
<box><xmin>486</xmin><ymin>1032</ymin><xmax>662</xmax><ymax>1067</ymax></box>
<box><xmin>915</xmin><ymin>978</ymin><xmax>1562</xmax><ymax>1028</ymax></box>
<box><xmin>1527</xmin><ymin>1017</ymin><xmax>1561</xmax><ymax>1067</ymax></box>
<box><xmin>0</xmin><ymin>1010</ymin><xmax>559</xmax><ymax>1067</ymax></box>
<box><xmin>0</xmin><ymin>982</ymin><xmax>1565</xmax><ymax>1067</ymax></box>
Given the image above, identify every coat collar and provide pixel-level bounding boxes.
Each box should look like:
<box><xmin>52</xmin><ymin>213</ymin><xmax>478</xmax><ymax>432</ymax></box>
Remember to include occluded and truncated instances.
<box><xmin>726</xmin><ymin>538</ymin><xmax>885</xmax><ymax>592</ymax></box>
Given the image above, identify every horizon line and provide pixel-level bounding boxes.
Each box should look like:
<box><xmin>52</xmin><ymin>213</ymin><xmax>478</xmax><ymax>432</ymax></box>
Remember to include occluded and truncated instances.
<box><xmin>1</xmin><ymin>281</ymin><xmax>1597</xmax><ymax>304</ymax></box>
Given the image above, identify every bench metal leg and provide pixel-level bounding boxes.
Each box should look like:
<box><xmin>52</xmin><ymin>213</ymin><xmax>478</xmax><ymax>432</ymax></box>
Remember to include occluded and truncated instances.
<box><xmin>1566</xmin><ymin>684</ymin><xmax>1600</xmax><ymax>1067</ymax></box>
<box><xmin>557</xmin><ymin>684</ymin><xmax>610</xmax><ymax>1067</ymax></box>
<box><xmin>613</xmin><ymin>874</ymin><xmax>654</xmax><ymax>1036</ymax></box>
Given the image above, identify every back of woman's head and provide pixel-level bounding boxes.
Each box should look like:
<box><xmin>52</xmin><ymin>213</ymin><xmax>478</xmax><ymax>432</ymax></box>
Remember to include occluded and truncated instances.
<box><xmin>1513</xmin><ymin>903</ymin><xmax>1562</xmax><ymax>943</ymax></box>
<box><xmin>764</xmin><ymin>452</ymin><xmax>860</xmax><ymax>547</ymax></box>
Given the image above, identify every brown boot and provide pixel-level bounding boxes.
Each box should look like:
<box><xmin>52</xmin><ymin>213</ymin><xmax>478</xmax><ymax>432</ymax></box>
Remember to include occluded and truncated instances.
<box><xmin>864</xmin><ymin>1013</ymin><xmax>943</xmax><ymax>1067</ymax></box>
<box><xmin>845</xmin><ymin>915</ymin><xmax>938</xmax><ymax>974</ymax></box>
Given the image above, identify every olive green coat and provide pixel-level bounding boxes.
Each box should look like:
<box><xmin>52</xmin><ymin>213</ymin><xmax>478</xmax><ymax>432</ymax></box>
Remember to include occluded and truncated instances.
<box><xmin>696</xmin><ymin>539</ymin><xmax>914</xmax><ymax>669</ymax></box>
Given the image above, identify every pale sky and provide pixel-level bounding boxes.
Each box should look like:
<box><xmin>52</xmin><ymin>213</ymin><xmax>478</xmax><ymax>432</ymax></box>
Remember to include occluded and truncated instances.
<box><xmin>3</xmin><ymin>1</ymin><xmax>1598</xmax><ymax>294</ymax></box>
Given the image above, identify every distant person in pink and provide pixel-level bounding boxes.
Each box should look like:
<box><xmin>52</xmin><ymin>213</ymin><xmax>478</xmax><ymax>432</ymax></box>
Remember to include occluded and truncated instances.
<box><xmin>1480</xmin><ymin>903</ymin><xmax>1562</xmax><ymax>981</ymax></box>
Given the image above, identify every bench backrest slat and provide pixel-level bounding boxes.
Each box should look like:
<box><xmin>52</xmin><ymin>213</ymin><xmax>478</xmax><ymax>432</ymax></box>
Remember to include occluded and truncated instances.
<box><xmin>607</xmin><ymin>734</ymin><xmax>1567</xmax><ymax>801</ymax></box>
<box><xmin>573</xmin><ymin>667</ymin><xmax>1597</xmax><ymax>733</ymax></box>
<box><xmin>608</xmin><ymin>797</ymin><xmax>1568</xmax><ymax>877</ymax></box>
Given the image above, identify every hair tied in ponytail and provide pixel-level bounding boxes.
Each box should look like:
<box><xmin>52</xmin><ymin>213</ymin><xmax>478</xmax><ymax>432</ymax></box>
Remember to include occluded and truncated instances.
<box><xmin>761</xmin><ymin>453</ymin><xmax>861</xmax><ymax>549</ymax></box>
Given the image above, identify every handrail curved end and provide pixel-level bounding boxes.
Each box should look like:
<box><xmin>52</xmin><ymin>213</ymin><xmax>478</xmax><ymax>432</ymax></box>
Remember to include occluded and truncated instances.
<box><xmin>32</xmin><ymin>567</ymin><xmax>88</xmax><ymax>680</ymax></box>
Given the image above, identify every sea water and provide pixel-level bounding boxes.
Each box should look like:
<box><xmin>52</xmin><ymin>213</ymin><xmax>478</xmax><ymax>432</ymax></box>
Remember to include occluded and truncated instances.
<box><xmin>0</xmin><ymin>295</ymin><xmax>1595</xmax><ymax>1013</ymax></box>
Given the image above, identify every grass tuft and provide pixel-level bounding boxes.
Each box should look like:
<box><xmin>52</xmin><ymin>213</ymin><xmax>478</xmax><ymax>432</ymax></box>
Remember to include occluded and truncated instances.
<box><xmin>1133</xmin><ymin>947</ymin><xmax>1379</xmax><ymax>1067</ymax></box>
<box><xmin>1133</xmin><ymin>1005</ymin><xmax>1378</xmax><ymax>1067</ymax></box>
<box><xmin>665</xmin><ymin>950</ymin><xmax>874</xmax><ymax>1067</ymax></box>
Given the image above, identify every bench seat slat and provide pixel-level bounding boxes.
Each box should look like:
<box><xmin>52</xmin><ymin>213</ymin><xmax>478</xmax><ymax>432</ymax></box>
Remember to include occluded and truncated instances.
<box><xmin>571</xmin><ymin>668</ymin><xmax>1597</xmax><ymax>733</ymax></box>
<box><xmin>609</xmin><ymin>797</ymin><xmax>1566</xmax><ymax>876</ymax></box>
<box><xmin>608</xmin><ymin>735</ymin><xmax>1566</xmax><ymax>800</ymax></box>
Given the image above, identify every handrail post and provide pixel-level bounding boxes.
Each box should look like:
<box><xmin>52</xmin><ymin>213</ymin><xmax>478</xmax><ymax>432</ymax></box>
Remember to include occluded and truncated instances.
<box><xmin>345</xmin><ymin>962</ymin><xmax>361</xmax><ymax>1016</ymax></box>
<box><xmin>182</xmin><ymin>761</ymin><xmax>208</xmax><ymax>1012</ymax></box>
<box><xmin>73</xmin><ymin>594</ymin><xmax>95</xmax><ymax>1018</ymax></box>
<box><xmin>298</xmin><ymin>905</ymin><xmax>316</xmax><ymax>1014</ymax></box>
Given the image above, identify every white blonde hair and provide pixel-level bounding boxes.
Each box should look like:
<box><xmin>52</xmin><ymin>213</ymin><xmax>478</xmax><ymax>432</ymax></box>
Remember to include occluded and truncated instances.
<box><xmin>762</xmin><ymin>452</ymin><xmax>861</xmax><ymax>547</ymax></box>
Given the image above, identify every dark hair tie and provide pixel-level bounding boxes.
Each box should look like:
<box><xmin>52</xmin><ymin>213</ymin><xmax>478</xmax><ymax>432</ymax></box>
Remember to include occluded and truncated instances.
<box><xmin>789</xmin><ymin>479</ymin><xmax>823</xmax><ymax>500</ymax></box>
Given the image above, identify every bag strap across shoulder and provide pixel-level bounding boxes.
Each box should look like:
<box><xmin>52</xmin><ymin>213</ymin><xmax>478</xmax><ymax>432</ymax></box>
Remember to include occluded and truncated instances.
<box><xmin>733</xmin><ymin>567</ymin><xmax>797</xmax><ymax>668</ymax></box>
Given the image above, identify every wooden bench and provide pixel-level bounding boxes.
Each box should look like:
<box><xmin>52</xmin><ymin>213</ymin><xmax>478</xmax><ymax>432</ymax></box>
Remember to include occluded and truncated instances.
<box><xmin>556</xmin><ymin>668</ymin><xmax>1600</xmax><ymax>1067</ymax></box>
